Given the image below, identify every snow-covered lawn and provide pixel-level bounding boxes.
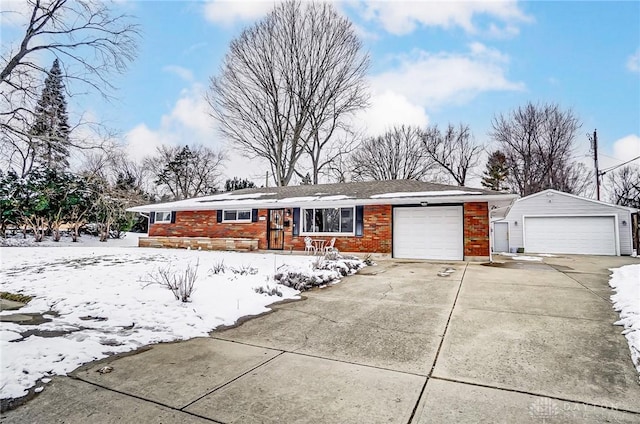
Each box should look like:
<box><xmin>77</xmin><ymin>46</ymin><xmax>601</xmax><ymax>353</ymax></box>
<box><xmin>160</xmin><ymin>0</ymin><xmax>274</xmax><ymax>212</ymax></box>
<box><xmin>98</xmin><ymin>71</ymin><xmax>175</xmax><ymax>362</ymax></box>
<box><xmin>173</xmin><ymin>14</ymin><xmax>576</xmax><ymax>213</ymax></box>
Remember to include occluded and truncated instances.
<box><xmin>0</xmin><ymin>236</ymin><xmax>347</xmax><ymax>400</ymax></box>
<box><xmin>609</xmin><ymin>264</ymin><xmax>640</xmax><ymax>381</ymax></box>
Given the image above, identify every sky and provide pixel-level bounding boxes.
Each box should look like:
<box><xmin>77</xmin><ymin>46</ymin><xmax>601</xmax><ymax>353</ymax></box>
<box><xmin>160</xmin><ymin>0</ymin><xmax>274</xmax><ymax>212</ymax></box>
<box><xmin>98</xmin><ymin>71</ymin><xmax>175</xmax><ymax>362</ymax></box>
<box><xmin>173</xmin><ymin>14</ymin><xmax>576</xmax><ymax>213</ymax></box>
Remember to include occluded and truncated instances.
<box><xmin>2</xmin><ymin>0</ymin><xmax>639</xmax><ymax>189</ymax></box>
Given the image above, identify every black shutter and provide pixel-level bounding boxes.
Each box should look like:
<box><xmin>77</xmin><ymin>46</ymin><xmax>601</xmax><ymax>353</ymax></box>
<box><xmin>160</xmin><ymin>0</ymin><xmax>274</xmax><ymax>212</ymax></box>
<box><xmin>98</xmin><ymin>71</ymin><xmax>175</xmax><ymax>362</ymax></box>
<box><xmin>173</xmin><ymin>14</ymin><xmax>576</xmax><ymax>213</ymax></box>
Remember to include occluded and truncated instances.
<box><xmin>355</xmin><ymin>206</ymin><xmax>364</xmax><ymax>237</ymax></box>
<box><xmin>252</xmin><ymin>209</ymin><xmax>259</xmax><ymax>222</ymax></box>
<box><xmin>216</xmin><ymin>210</ymin><xmax>223</xmax><ymax>223</ymax></box>
<box><xmin>292</xmin><ymin>208</ymin><xmax>300</xmax><ymax>236</ymax></box>
<box><xmin>170</xmin><ymin>211</ymin><xmax>176</xmax><ymax>223</ymax></box>
<box><xmin>149</xmin><ymin>212</ymin><xmax>155</xmax><ymax>224</ymax></box>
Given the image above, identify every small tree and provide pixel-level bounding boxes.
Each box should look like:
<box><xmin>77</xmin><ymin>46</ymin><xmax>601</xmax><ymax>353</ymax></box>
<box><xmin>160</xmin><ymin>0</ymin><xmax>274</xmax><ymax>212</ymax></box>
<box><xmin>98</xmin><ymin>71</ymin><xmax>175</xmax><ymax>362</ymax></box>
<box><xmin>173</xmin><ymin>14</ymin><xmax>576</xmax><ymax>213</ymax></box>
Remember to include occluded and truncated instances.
<box><xmin>0</xmin><ymin>170</ymin><xmax>22</xmax><ymax>236</ymax></box>
<box><xmin>607</xmin><ymin>166</ymin><xmax>640</xmax><ymax>209</ymax></box>
<box><xmin>350</xmin><ymin>126</ymin><xmax>434</xmax><ymax>181</ymax></box>
<box><xmin>19</xmin><ymin>168</ymin><xmax>51</xmax><ymax>242</ymax></box>
<box><xmin>224</xmin><ymin>177</ymin><xmax>256</xmax><ymax>192</ymax></box>
<box><xmin>144</xmin><ymin>144</ymin><xmax>225</xmax><ymax>200</ymax></box>
<box><xmin>421</xmin><ymin>123</ymin><xmax>482</xmax><ymax>186</ymax></box>
<box><xmin>481</xmin><ymin>151</ymin><xmax>510</xmax><ymax>191</ymax></box>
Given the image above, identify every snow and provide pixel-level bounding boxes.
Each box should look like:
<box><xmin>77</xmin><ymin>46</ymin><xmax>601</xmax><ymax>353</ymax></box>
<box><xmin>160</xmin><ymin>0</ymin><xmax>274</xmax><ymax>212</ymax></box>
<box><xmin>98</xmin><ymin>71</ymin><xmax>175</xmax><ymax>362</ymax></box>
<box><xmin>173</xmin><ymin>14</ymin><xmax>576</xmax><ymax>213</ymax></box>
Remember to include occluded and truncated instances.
<box><xmin>510</xmin><ymin>255</ymin><xmax>543</xmax><ymax>262</ymax></box>
<box><xmin>370</xmin><ymin>190</ymin><xmax>482</xmax><ymax>198</ymax></box>
<box><xmin>609</xmin><ymin>264</ymin><xmax>640</xmax><ymax>381</ymax></box>
<box><xmin>0</xmin><ymin>242</ymin><xmax>330</xmax><ymax>400</ymax></box>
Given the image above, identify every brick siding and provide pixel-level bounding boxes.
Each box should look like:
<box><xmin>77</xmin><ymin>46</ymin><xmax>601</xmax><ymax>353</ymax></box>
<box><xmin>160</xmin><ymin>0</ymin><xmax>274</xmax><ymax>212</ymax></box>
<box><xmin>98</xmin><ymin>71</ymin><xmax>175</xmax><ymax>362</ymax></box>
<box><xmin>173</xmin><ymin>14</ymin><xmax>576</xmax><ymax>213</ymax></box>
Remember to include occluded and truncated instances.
<box><xmin>463</xmin><ymin>202</ymin><xmax>490</xmax><ymax>257</ymax></box>
<box><xmin>147</xmin><ymin>202</ymin><xmax>489</xmax><ymax>257</ymax></box>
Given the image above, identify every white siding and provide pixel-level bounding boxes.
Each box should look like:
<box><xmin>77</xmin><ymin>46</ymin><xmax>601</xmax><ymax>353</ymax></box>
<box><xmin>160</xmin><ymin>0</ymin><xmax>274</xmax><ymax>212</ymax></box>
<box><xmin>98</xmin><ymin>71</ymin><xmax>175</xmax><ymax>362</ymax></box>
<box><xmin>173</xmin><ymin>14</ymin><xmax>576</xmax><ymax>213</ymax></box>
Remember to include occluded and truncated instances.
<box><xmin>500</xmin><ymin>190</ymin><xmax>633</xmax><ymax>256</ymax></box>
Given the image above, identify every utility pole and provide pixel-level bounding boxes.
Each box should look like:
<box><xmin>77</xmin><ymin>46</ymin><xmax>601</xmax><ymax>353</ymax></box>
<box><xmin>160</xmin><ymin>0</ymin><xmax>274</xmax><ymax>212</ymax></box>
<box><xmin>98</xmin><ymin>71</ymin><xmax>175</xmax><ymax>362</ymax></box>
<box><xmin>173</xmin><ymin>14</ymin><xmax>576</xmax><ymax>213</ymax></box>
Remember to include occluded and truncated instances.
<box><xmin>590</xmin><ymin>129</ymin><xmax>600</xmax><ymax>200</ymax></box>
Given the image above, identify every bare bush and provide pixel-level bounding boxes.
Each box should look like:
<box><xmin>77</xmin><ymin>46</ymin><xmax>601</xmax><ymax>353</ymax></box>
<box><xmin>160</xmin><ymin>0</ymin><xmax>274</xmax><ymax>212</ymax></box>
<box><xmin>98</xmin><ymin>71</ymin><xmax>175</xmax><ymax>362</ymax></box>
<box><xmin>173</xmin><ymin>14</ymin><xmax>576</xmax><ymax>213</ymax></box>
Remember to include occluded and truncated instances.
<box><xmin>230</xmin><ymin>264</ymin><xmax>258</xmax><ymax>275</ymax></box>
<box><xmin>254</xmin><ymin>284</ymin><xmax>283</xmax><ymax>297</ymax></box>
<box><xmin>210</xmin><ymin>260</ymin><xmax>226</xmax><ymax>275</ymax></box>
<box><xmin>143</xmin><ymin>261</ymin><xmax>199</xmax><ymax>302</ymax></box>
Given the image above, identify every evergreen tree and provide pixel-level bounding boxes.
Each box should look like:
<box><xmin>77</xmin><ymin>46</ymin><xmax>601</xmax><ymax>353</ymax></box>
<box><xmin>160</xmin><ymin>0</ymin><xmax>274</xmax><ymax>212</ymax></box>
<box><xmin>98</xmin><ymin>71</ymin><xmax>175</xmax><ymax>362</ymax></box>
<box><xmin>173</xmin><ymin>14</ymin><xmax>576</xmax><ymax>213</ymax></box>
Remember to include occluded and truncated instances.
<box><xmin>481</xmin><ymin>151</ymin><xmax>509</xmax><ymax>192</ymax></box>
<box><xmin>224</xmin><ymin>177</ymin><xmax>256</xmax><ymax>192</ymax></box>
<box><xmin>30</xmin><ymin>59</ymin><xmax>71</xmax><ymax>170</ymax></box>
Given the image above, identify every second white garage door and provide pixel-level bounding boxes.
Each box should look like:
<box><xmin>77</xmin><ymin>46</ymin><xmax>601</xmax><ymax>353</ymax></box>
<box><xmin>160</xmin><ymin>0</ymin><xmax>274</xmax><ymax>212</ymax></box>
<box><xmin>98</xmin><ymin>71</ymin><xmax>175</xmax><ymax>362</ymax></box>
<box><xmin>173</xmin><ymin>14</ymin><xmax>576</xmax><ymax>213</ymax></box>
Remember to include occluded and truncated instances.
<box><xmin>524</xmin><ymin>216</ymin><xmax>617</xmax><ymax>255</ymax></box>
<box><xmin>393</xmin><ymin>206</ymin><xmax>464</xmax><ymax>260</ymax></box>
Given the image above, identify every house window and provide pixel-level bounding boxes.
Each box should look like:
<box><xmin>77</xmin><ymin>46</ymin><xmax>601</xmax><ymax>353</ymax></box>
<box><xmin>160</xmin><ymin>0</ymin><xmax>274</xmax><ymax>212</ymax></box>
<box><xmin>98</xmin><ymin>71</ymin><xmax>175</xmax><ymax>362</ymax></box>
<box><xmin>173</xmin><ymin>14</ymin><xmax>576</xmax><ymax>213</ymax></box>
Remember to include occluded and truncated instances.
<box><xmin>302</xmin><ymin>207</ymin><xmax>354</xmax><ymax>234</ymax></box>
<box><xmin>155</xmin><ymin>211</ymin><xmax>172</xmax><ymax>223</ymax></box>
<box><xmin>223</xmin><ymin>209</ymin><xmax>252</xmax><ymax>222</ymax></box>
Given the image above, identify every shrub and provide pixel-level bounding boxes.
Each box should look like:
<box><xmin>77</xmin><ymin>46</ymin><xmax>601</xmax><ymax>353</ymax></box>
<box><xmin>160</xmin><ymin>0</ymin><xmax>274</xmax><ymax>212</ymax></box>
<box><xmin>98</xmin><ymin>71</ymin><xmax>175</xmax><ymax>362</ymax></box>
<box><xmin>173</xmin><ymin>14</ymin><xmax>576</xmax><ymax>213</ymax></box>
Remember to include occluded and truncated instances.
<box><xmin>210</xmin><ymin>260</ymin><xmax>226</xmax><ymax>275</ymax></box>
<box><xmin>230</xmin><ymin>264</ymin><xmax>258</xmax><ymax>275</ymax></box>
<box><xmin>143</xmin><ymin>260</ymin><xmax>199</xmax><ymax>302</ymax></box>
<box><xmin>254</xmin><ymin>284</ymin><xmax>283</xmax><ymax>297</ymax></box>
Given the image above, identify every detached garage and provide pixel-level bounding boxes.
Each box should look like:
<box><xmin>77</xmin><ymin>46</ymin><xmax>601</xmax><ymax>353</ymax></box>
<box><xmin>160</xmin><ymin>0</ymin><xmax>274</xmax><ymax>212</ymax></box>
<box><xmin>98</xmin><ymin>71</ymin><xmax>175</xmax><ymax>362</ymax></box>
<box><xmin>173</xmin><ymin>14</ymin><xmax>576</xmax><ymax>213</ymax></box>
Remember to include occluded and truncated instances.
<box><xmin>496</xmin><ymin>189</ymin><xmax>636</xmax><ymax>256</ymax></box>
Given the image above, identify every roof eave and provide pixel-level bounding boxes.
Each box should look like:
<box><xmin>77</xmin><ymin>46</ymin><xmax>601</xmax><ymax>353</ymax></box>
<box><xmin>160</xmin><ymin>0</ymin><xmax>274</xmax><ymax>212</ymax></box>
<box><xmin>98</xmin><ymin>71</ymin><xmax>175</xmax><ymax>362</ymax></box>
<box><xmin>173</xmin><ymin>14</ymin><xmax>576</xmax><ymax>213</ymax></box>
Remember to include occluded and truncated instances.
<box><xmin>127</xmin><ymin>193</ymin><xmax>519</xmax><ymax>213</ymax></box>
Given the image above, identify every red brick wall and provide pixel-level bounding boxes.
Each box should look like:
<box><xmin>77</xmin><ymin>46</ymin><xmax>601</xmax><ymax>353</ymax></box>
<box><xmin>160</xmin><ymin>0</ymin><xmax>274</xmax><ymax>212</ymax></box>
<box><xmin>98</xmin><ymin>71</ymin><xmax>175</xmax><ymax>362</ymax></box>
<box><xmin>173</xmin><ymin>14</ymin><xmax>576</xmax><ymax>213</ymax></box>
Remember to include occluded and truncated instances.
<box><xmin>149</xmin><ymin>210</ymin><xmax>269</xmax><ymax>249</ymax></box>
<box><xmin>463</xmin><ymin>202</ymin><xmax>490</xmax><ymax>257</ymax></box>
<box><xmin>147</xmin><ymin>203</ymin><xmax>488</xmax><ymax>257</ymax></box>
<box><xmin>283</xmin><ymin>205</ymin><xmax>392</xmax><ymax>253</ymax></box>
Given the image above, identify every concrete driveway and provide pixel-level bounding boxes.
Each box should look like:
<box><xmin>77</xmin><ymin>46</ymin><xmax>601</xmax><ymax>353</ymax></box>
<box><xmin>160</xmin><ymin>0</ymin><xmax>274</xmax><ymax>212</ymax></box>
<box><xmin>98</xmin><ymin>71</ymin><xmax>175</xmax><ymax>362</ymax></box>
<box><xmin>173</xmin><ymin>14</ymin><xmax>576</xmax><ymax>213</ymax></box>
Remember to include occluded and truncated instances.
<box><xmin>2</xmin><ymin>255</ymin><xmax>639</xmax><ymax>423</ymax></box>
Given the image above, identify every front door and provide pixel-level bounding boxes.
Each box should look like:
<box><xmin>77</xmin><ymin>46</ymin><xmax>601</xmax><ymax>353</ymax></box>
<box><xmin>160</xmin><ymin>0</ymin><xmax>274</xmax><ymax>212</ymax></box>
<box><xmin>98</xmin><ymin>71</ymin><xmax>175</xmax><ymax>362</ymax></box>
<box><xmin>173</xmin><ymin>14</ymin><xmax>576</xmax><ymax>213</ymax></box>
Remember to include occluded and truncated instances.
<box><xmin>268</xmin><ymin>209</ymin><xmax>285</xmax><ymax>250</ymax></box>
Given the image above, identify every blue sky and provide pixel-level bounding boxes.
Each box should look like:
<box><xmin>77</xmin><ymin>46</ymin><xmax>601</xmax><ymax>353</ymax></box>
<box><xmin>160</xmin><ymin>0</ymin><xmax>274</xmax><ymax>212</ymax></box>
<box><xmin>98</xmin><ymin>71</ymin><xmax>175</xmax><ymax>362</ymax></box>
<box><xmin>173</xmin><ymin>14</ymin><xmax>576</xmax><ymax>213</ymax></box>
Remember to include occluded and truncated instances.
<box><xmin>3</xmin><ymin>0</ymin><xmax>639</xmax><ymax>185</ymax></box>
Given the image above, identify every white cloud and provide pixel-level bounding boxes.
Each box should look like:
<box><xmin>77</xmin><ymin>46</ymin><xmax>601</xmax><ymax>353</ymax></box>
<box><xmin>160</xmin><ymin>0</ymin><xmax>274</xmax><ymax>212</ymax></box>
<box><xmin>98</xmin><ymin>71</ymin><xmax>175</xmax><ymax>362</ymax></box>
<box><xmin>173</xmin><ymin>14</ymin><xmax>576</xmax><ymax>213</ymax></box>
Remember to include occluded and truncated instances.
<box><xmin>356</xmin><ymin>0</ymin><xmax>531</xmax><ymax>36</ymax></box>
<box><xmin>124</xmin><ymin>83</ymin><xmax>217</xmax><ymax>163</ymax></box>
<box><xmin>124</xmin><ymin>82</ymin><xmax>266</xmax><ymax>183</ymax></box>
<box><xmin>0</xmin><ymin>0</ymin><xmax>33</xmax><ymax>27</ymax></box>
<box><xmin>203</xmin><ymin>0</ymin><xmax>276</xmax><ymax>25</ymax></box>
<box><xmin>626</xmin><ymin>48</ymin><xmax>640</xmax><ymax>73</ymax></box>
<box><xmin>163</xmin><ymin>65</ymin><xmax>194</xmax><ymax>82</ymax></box>
<box><xmin>369</xmin><ymin>43</ymin><xmax>524</xmax><ymax>109</ymax></box>
<box><xmin>612</xmin><ymin>134</ymin><xmax>640</xmax><ymax>164</ymax></box>
<box><xmin>356</xmin><ymin>90</ymin><xmax>429</xmax><ymax>135</ymax></box>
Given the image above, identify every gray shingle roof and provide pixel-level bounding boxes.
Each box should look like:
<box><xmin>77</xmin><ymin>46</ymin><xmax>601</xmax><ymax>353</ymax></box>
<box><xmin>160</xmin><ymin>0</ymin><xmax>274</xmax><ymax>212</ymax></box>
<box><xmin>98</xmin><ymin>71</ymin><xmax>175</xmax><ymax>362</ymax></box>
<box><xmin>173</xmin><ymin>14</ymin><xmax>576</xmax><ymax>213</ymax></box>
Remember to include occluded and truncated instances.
<box><xmin>216</xmin><ymin>179</ymin><xmax>500</xmax><ymax>200</ymax></box>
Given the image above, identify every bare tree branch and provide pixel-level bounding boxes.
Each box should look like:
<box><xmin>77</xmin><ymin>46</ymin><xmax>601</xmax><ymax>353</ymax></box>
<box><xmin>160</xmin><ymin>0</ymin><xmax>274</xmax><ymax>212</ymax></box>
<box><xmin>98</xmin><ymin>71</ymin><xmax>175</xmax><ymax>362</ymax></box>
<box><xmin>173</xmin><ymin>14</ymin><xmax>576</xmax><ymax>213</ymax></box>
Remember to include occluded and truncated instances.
<box><xmin>350</xmin><ymin>125</ymin><xmax>435</xmax><ymax>181</ymax></box>
<box><xmin>207</xmin><ymin>0</ymin><xmax>368</xmax><ymax>186</ymax></box>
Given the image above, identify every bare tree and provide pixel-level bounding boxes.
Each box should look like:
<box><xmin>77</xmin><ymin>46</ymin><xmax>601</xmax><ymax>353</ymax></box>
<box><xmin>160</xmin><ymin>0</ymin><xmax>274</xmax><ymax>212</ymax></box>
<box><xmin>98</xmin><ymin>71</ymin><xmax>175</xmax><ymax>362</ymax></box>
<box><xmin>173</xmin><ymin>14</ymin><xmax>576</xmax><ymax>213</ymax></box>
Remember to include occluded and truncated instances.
<box><xmin>207</xmin><ymin>0</ymin><xmax>369</xmax><ymax>186</ymax></box>
<box><xmin>489</xmin><ymin>102</ymin><xmax>588</xmax><ymax>196</ymax></box>
<box><xmin>350</xmin><ymin>126</ymin><xmax>434</xmax><ymax>181</ymax></box>
<box><xmin>1</xmin><ymin>0</ymin><xmax>139</xmax><ymax>174</ymax></box>
<box><xmin>421</xmin><ymin>123</ymin><xmax>482</xmax><ymax>186</ymax></box>
<box><xmin>143</xmin><ymin>145</ymin><xmax>225</xmax><ymax>200</ymax></box>
<box><xmin>607</xmin><ymin>165</ymin><xmax>640</xmax><ymax>209</ymax></box>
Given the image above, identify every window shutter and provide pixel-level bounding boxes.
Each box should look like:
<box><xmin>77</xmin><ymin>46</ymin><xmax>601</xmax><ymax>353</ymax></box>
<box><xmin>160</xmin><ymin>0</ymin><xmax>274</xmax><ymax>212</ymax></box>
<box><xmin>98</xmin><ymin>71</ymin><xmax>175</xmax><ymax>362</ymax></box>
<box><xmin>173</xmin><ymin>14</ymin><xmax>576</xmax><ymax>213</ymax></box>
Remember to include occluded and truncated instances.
<box><xmin>355</xmin><ymin>206</ymin><xmax>364</xmax><ymax>237</ymax></box>
<box><xmin>292</xmin><ymin>208</ymin><xmax>300</xmax><ymax>236</ymax></box>
<box><xmin>216</xmin><ymin>210</ymin><xmax>223</xmax><ymax>223</ymax></box>
<box><xmin>149</xmin><ymin>212</ymin><xmax>155</xmax><ymax>224</ymax></box>
<box><xmin>170</xmin><ymin>211</ymin><xmax>176</xmax><ymax>224</ymax></box>
<box><xmin>252</xmin><ymin>209</ymin><xmax>259</xmax><ymax>222</ymax></box>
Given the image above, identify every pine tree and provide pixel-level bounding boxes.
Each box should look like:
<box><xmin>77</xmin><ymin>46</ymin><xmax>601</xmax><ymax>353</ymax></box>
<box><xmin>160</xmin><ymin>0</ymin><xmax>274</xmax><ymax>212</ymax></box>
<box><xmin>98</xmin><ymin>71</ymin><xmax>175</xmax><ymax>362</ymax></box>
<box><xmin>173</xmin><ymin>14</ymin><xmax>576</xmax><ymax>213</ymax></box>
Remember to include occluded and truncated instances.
<box><xmin>481</xmin><ymin>151</ymin><xmax>509</xmax><ymax>192</ymax></box>
<box><xmin>30</xmin><ymin>59</ymin><xmax>71</xmax><ymax>170</ymax></box>
<box><xmin>225</xmin><ymin>177</ymin><xmax>256</xmax><ymax>192</ymax></box>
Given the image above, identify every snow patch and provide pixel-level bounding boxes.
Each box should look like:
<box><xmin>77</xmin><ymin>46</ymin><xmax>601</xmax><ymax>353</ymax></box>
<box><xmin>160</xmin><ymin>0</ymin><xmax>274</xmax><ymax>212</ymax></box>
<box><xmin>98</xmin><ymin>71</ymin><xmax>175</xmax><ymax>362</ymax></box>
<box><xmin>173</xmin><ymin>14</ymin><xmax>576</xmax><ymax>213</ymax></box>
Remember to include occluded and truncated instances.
<box><xmin>370</xmin><ymin>190</ymin><xmax>482</xmax><ymax>198</ymax></box>
<box><xmin>609</xmin><ymin>264</ymin><xmax>640</xmax><ymax>381</ymax></box>
<box><xmin>0</xmin><ymin>247</ymin><xmax>330</xmax><ymax>399</ymax></box>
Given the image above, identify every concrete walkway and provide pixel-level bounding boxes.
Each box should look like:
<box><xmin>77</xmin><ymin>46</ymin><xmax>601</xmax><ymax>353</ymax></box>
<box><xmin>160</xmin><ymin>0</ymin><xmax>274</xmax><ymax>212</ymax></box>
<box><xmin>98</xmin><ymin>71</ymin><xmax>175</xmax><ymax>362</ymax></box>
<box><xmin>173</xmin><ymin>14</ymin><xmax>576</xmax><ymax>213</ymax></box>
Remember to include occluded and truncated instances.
<box><xmin>2</xmin><ymin>256</ymin><xmax>639</xmax><ymax>423</ymax></box>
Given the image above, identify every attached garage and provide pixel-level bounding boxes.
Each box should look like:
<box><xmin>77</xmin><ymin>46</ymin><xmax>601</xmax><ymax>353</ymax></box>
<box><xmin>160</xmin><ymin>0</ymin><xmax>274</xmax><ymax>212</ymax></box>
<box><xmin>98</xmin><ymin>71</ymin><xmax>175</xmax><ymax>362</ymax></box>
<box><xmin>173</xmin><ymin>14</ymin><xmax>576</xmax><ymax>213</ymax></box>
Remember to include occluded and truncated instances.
<box><xmin>524</xmin><ymin>216</ymin><xmax>617</xmax><ymax>255</ymax></box>
<box><xmin>496</xmin><ymin>189</ymin><xmax>636</xmax><ymax>256</ymax></box>
<box><xmin>393</xmin><ymin>206</ymin><xmax>464</xmax><ymax>260</ymax></box>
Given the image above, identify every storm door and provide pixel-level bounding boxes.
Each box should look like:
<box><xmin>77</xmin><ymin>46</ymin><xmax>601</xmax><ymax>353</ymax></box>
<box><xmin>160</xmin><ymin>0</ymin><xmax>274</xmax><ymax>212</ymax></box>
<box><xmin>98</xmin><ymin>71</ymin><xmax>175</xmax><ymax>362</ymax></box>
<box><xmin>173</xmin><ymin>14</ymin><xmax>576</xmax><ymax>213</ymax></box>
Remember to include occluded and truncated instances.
<box><xmin>268</xmin><ymin>209</ymin><xmax>285</xmax><ymax>250</ymax></box>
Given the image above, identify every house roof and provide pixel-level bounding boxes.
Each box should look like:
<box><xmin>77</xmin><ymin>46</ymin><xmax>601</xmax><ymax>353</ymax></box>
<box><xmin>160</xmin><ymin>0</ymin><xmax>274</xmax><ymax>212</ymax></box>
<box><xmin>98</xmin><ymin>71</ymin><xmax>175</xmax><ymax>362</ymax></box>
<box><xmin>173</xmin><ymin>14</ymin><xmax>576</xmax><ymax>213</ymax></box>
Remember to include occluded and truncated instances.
<box><xmin>516</xmin><ymin>189</ymin><xmax>638</xmax><ymax>213</ymax></box>
<box><xmin>127</xmin><ymin>179</ymin><xmax>519</xmax><ymax>213</ymax></box>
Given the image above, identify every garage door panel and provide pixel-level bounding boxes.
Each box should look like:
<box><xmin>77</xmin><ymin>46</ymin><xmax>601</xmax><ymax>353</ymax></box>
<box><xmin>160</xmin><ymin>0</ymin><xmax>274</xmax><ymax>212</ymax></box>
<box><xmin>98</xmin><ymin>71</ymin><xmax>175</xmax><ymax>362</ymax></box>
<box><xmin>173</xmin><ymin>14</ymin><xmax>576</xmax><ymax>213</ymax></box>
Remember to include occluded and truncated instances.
<box><xmin>394</xmin><ymin>206</ymin><xmax>463</xmax><ymax>260</ymax></box>
<box><xmin>524</xmin><ymin>216</ymin><xmax>616</xmax><ymax>255</ymax></box>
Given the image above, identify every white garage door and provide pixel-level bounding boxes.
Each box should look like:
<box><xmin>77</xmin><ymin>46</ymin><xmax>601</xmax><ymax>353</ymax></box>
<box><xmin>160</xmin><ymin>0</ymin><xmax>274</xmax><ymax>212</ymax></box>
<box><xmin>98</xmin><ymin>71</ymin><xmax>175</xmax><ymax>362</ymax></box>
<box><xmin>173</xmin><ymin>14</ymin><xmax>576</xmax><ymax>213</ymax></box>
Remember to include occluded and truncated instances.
<box><xmin>393</xmin><ymin>206</ymin><xmax>463</xmax><ymax>260</ymax></box>
<box><xmin>524</xmin><ymin>216</ymin><xmax>616</xmax><ymax>255</ymax></box>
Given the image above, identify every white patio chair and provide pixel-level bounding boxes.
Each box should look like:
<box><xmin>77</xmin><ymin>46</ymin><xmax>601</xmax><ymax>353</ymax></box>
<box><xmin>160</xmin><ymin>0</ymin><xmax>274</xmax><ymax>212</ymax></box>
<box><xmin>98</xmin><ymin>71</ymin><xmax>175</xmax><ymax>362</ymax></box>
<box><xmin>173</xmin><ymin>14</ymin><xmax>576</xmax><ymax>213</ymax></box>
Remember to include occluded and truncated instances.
<box><xmin>304</xmin><ymin>236</ymin><xmax>317</xmax><ymax>255</ymax></box>
<box><xmin>324</xmin><ymin>237</ymin><xmax>337</xmax><ymax>254</ymax></box>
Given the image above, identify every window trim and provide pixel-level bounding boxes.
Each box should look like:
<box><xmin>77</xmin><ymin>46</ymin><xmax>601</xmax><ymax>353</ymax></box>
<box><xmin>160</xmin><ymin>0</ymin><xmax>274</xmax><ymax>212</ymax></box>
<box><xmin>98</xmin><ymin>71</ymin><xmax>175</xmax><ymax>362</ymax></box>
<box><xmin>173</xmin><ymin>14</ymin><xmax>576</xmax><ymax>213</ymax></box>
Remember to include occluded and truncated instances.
<box><xmin>155</xmin><ymin>211</ymin><xmax>172</xmax><ymax>224</ymax></box>
<box><xmin>222</xmin><ymin>208</ymin><xmax>252</xmax><ymax>223</ymax></box>
<box><xmin>300</xmin><ymin>206</ymin><xmax>355</xmax><ymax>236</ymax></box>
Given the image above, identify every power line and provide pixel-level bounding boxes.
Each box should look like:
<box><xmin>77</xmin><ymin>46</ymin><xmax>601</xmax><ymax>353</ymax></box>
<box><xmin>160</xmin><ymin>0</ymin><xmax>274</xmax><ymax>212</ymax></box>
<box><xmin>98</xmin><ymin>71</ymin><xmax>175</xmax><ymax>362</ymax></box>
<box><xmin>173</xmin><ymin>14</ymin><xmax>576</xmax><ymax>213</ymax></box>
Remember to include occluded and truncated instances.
<box><xmin>599</xmin><ymin>155</ymin><xmax>640</xmax><ymax>175</ymax></box>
